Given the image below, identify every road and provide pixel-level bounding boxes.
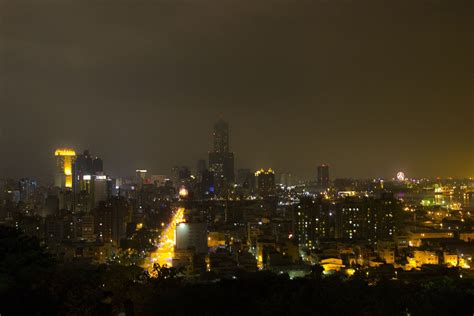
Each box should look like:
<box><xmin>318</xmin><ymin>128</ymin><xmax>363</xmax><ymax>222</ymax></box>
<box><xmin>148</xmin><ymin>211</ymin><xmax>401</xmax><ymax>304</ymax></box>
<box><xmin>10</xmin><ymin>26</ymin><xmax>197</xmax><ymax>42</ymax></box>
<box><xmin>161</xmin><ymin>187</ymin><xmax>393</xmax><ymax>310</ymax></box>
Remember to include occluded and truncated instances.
<box><xmin>144</xmin><ymin>207</ymin><xmax>185</xmax><ymax>273</ymax></box>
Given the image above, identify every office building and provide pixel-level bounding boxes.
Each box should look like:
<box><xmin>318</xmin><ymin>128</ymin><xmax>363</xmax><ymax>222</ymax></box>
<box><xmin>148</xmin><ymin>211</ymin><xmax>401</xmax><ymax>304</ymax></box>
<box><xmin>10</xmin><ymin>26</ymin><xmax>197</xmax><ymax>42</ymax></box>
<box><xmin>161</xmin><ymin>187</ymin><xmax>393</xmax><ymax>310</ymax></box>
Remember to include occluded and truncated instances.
<box><xmin>196</xmin><ymin>159</ymin><xmax>207</xmax><ymax>181</ymax></box>
<box><xmin>279</xmin><ymin>172</ymin><xmax>293</xmax><ymax>186</ymax></box>
<box><xmin>208</xmin><ymin>119</ymin><xmax>235</xmax><ymax>187</ymax></box>
<box><xmin>73</xmin><ymin>150</ymin><xmax>105</xmax><ymax>196</ymax></box>
<box><xmin>18</xmin><ymin>178</ymin><xmax>37</xmax><ymax>203</ymax></box>
<box><xmin>135</xmin><ymin>169</ymin><xmax>148</xmax><ymax>190</ymax></box>
<box><xmin>255</xmin><ymin>168</ymin><xmax>275</xmax><ymax>197</ymax></box>
<box><xmin>54</xmin><ymin>148</ymin><xmax>76</xmax><ymax>189</ymax></box>
<box><xmin>200</xmin><ymin>169</ymin><xmax>215</xmax><ymax>196</ymax></box>
<box><xmin>95</xmin><ymin>197</ymin><xmax>131</xmax><ymax>245</ymax></box>
<box><xmin>236</xmin><ymin>168</ymin><xmax>251</xmax><ymax>185</ymax></box>
<box><xmin>93</xmin><ymin>175</ymin><xmax>108</xmax><ymax>207</ymax></box>
<box><xmin>335</xmin><ymin>194</ymin><xmax>399</xmax><ymax>242</ymax></box>
<box><xmin>176</xmin><ymin>222</ymin><xmax>208</xmax><ymax>254</ymax></box>
<box><xmin>317</xmin><ymin>164</ymin><xmax>330</xmax><ymax>188</ymax></box>
<box><xmin>92</xmin><ymin>157</ymin><xmax>103</xmax><ymax>174</ymax></box>
<box><xmin>295</xmin><ymin>198</ymin><xmax>334</xmax><ymax>249</ymax></box>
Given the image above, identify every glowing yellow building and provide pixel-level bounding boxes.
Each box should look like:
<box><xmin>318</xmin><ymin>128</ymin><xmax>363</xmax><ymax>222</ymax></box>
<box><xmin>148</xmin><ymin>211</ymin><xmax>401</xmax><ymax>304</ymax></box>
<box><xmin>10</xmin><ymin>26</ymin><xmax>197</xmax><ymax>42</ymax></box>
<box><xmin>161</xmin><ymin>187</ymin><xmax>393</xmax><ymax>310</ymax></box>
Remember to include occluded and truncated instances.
<box><xmin>54</xmin><ymin>148</ymin><xmax>76</xmax><ymax>189</ymax></box>
<box><xmin>407</xmin><ymin>250</ymin><xmax>439</xmax><ymax>269</ymax></box>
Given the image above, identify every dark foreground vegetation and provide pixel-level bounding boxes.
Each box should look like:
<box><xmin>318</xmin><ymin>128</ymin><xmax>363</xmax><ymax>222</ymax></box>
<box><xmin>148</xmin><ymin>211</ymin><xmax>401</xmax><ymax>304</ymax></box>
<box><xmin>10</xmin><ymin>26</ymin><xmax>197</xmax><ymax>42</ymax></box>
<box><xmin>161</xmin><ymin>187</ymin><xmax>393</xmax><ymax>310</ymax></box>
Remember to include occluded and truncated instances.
<box><xmin>1</xmin><ymin>226</ymin><xmax>473</xmax><ymax>315</ymax></box>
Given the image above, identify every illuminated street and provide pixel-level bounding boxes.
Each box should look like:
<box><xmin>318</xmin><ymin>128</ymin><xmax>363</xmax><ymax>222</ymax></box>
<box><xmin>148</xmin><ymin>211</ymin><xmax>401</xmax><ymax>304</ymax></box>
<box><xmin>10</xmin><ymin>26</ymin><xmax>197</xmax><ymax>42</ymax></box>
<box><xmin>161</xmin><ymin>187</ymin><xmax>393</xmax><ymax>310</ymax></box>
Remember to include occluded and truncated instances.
<box><xmin>145</xmin><ymin>207</ymin><xmax>185</xmax><ymax>272</ymax></box>
<box><xmin>2</xmin><ymin>1</ymin><xmax>473</xmax><ymax>313</ymax></box>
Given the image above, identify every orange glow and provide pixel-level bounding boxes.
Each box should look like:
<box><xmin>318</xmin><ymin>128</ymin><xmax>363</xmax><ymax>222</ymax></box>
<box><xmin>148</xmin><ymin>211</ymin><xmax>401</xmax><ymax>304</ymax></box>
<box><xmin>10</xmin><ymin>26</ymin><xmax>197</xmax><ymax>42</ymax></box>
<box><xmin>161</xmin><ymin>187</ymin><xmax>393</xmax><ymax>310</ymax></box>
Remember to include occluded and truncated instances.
<box><xmin>55</xmin><ymin>148</ymin><xmax>76</xmax><ymax>156</ymax></box>
<box><xmin>55</xmin><ymin>148</ymin><xmax>76</xmax><ymax>188</ymax></box>
<box><xmin>179</xmin><ymin>187</ymin><xmax>188</xmax><ymax>198</ymax></box>
<box><xmin>145</xmin><ymin>207</ymin><xmax>185</xmax><ymax>274</ymax></box>
<box><xmin>65</xmin><ymin>175</ymin><xmax>73</xmax><ymax>188</ymax></box>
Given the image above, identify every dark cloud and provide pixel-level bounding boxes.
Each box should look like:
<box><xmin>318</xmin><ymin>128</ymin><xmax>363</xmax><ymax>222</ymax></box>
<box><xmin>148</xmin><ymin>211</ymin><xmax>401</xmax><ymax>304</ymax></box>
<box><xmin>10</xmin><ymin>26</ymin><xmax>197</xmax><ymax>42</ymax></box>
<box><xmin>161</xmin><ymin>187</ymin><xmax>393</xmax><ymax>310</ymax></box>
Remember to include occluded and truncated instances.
<box><xmin>1</xmin><ymin>0</ymin><xmax>473</xmax><ymax>182</ymax></box>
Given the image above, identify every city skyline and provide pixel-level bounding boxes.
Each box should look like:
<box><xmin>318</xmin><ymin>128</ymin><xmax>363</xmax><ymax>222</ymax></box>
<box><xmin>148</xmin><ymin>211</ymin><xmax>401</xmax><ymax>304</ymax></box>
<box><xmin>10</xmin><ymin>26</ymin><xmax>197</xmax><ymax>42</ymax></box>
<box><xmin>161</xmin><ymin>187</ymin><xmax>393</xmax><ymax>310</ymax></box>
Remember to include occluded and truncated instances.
<box><xmin>0</xmin><ymin>117</ymin><xmax>473</xmax><ymax>183</ymax></box>
<box><xmin>1</xmin><ymin>0</ymin><xmax>473</xmax><ymax>181</ymax></box>
<box><xmin>1</xmin><ymin>1</ymin><xmax>473</xmax><ymax>313</ymax></box>
<box><xmin>2</xmin><ymin>119</ymin><xmax>473</xmax><ymax>185</ymax></box>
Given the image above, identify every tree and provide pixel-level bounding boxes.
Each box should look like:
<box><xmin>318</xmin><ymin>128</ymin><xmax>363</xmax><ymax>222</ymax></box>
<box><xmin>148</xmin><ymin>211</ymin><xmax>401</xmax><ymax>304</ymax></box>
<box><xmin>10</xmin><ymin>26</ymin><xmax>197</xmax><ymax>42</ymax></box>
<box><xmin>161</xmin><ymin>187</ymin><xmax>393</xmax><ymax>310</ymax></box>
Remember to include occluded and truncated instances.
<box><xmin>0</xmin><ymin>226</ymin><xmax>56</xmax><ymax>314</ymax></box>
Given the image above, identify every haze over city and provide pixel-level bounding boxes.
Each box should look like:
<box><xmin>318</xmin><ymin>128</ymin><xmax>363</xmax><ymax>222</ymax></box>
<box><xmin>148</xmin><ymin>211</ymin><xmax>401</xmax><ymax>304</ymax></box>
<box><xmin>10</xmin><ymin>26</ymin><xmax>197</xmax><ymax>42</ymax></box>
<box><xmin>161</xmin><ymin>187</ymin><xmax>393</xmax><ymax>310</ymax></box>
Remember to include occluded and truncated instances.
<box><xmin>1</xmin><ymin>0</ymin><xmax>473</xmax><ymax>181</ymax></box>
<box><xmin>2</xmin><ymin>1</ymin><xmax>474</xmax><ymax>315</ymax></box>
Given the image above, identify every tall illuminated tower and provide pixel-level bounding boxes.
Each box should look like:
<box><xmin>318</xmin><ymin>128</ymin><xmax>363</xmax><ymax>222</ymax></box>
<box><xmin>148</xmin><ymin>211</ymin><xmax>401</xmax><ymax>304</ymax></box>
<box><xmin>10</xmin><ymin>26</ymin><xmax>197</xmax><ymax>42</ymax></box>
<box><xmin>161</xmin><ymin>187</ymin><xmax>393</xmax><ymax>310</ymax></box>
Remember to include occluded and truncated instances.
<box><xmin>213</xmin><ymin>119</ymin><xmax>229</xmax><ymax>153</ymax></box>
<box><xmin>54</xmin><ymin>148</ymin><xmax>76</xmax><ymax>189</ymax></box>
<box><xmin>209</xmin><ymin>119</ymin><xmax>234</xmax><ymax>185</ymax></box>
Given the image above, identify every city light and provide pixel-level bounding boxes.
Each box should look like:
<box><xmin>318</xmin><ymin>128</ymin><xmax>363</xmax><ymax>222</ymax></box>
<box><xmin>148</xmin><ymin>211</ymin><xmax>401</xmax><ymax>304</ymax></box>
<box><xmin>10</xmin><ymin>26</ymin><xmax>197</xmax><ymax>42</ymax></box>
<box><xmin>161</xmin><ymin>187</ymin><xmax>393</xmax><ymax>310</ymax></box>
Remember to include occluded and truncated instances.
<box><xmin>55</xmin><ymin>148</ymin><xmax>76</xmax><ymax>188</ymax></box>
<box><xmin>145</xmin><ymin>207</ymin><xmax>185</xmax><ymax>274</ymax></box>
<box><xmin>2</xmin><ymin>2</ymin><xmax>473</xmax><ymax>312</ymax></box>
<box><xmin>55</xmin><ymin>149</ymin><xmax>76</xmax><ymax>156</ymax></box>
<box><xmin>179</xmin><ymin>187</ymin><xmax>189</xmax><ymax>198</ymax></box>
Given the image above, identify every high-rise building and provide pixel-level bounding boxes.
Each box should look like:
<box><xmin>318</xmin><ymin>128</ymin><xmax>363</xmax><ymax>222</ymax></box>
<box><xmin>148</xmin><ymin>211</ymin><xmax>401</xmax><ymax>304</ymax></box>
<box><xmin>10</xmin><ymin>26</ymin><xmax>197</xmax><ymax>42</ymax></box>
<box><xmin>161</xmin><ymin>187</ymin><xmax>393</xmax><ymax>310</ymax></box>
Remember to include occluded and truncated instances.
<box><xmin>279</xmin><ymin>172</ymin><xmax>293</xmax><ymax>186</ymax></box>
<box><xmin>92</xmin><ymin>157</ymin><xmax>103</xmax><ymax>174</ymax></box>
<box><xmin>213</xmin><ymin>119</ymin><xmax>229</xmax><ymax>153</ymax></box>
<box><xmin>43</xmin><ymin>195</ymin><xmax>59</xmax><ymax>217</ymax></box>
<box><xmin>171</xmin><ymin>166</ymin><xmax>191</xmax><ymax>187</ymax></box>
<box><xmin>209</xmin><ymin>119</ymin><xmax>235</xmax><ymax>188</ymax></box>
<box><xmin>76</xmin><ymin>213</ymin><xmax>95</xmax><ymax>242</ymax></box>
<box><xmin>335</xmin><ymin>197</ymin><xmax>369</xmax><ymax>241</ymax></box>
<box><xmin>93</xmin><ymin>175</ymin><xmax>108</xmax><ymax>207</ymax></box>
<box><xmin>74</xmin><ymin>150</ymin><xmax>93</xmax><ymax>177</ymax></box>
<box><xmin>255</xmin><ymin>168</ymin><xmax>275</xmax><ymax>197</ymax></box>
<box><xmin>200</xmin><ymin>169</ymin><xmax>215</xmax><ymax>197</ymax></box>
<box><xmin>73</xmin><ymin>150</ymin><xmax>104</xmax><ymax>194</ymax></box>
<box><xmin>236</xmin><ymin>168</ymin><xmax>251</xmax><ymax>185</ymax></box>
<box><xmin>371</xmin><ymin>193</ymin><xmax>400</xmax><ymax>241</ymax></box>
<box><xmin>135</xmin><ymin>169</ymin><xmax>148</xmax><ymax>190</ymax></box>
<box><xmin>150</xmin><ymin>175</ymin><xmax>167</xmax><ymax>187</ymax></box>
<box><xmin>176</xmin><ymin>222</ymin><xmax>208</xmax><ymax>254</ymax></box>
<box><xmin>295</xmin><ymin>197</ymin><xmax>335</xmax><ymax>249</ymax></box>
<box><xmin>237</xmin><ymin>168</ymin><xmax>255</xmax><ymax>191</ymax></box>
<box><xmin>196</xmin><ymin>159</ymin><xmax>207</xmax><ymax>181</ymax></box>
<box><xmin>18</xmin><ymin>178</ymin><xmax>37</xmax><ymax>203</ymax></box>
<box><xmin>70</xmin><ymin>150</ymin><xmax>107</xmax><ymax>212</ymax></box>
<box><xmin>54</xmin><ymin>148</ymin><xmax>76</xmax><ymax>189</ymax></box>
<box><xmin>334</xmin><ymin>194</ymin><xmax>400</xmax><ymax>243</ymax></box>
<box><xmin>58</xmin><ymin>190</ymin><xmax>74</xmax><ymax>211</ymax></box>
<box><xmin>317</xmin><ymin>164</ymin><xmax>330</xmax><ymax>188</ymax></box>
<box><xmin>95</xmin><ymin>197</ymin><xmax>131</xmax><ymax>245</ymax></box>
<box><xmin>208</xmin><ymin>152</ymin><xmax>234</xmax><ymax>182</ymax></box>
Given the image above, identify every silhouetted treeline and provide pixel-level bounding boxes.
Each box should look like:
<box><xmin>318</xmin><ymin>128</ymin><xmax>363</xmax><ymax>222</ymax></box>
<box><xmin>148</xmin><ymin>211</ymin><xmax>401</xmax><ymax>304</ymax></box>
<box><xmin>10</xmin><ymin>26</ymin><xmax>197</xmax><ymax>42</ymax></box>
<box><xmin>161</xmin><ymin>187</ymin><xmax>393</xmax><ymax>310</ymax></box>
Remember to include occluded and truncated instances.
<box><xmin>1</xmin><ymin>226</ymin><xmax>473</xmax><ymax>315</ymax></box>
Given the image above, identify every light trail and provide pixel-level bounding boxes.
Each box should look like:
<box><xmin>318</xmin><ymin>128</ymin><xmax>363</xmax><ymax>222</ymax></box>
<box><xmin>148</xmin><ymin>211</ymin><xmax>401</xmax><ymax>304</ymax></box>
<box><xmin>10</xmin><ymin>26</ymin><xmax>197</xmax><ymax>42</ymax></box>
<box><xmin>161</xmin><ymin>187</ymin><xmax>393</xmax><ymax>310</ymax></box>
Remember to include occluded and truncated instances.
<box><xmin>144</xmin><ymin>207</ymin><xmax>185</xmax><ymax>273</ymax></box>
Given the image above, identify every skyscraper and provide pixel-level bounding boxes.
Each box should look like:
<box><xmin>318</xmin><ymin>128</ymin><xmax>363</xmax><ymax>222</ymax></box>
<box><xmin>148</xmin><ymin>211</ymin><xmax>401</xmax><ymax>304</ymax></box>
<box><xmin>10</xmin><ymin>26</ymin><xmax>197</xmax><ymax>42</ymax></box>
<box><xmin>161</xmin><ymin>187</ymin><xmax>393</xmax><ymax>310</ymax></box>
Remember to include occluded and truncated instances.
<box><xmin>135</xmin><ymin>169</ymin><xmax>148</xmax><ymax>190</ymax></box>
<box><xmin>74</xmin><ymin>150</ymin><xmax>93</xmax><ymax>176</ymax></box>
<box><xmin>18</xmin><ymin>178</ymin><xmax>37</xmax><ymax>203</ymax></box>
<box><xmin>237</xmin><ymin>168</ymin><xmax>255</xmax><ymax>192</ymax></box>
<box><xmin>255</xmin><ymin>168</ymin><xmax>275</xmax><ymax>197</ymax></box>
<box><xmin>196</xmin><ymin>159</ymin><xmax>207</xmax><ymax>181</ymax></box>
<box><xmin>279</xmin><ymin>172</ymin><xmax>293</xmax><ymax>186</ymax></box>
<box><xmin>73</xmin><ymin>150</ymin><xmax>93</xmax><ymax>193</ymax></box>
<box><xmin>209</xmin><ymin>119</ymin><xmax>235</xmax><ymax>186</ymax></box>
<box><xmin>92</xmin><ymin>175</ymin><xmax>108</xmax><ymax>208</ymax></box>
<box><xmin>213</xmin><ymin>119</ymin><xmax>229</xmax><ymax>153</ymax></box>
<box><xmin>72</xmin><ymin>150</ymin><xmax>106</xmax><ymax>210</ymax></box>
<box><xmin>296</xmin><ymin>197</ymin><xmax>333</xmax><ymax>249</ymax></box>
<box><xmin>317</xmin><ymin>164</ymin><xmax>330</xmax><ymax>188</ymax></box>
<box><xmin>94</xmin><ymin>196</ymin><xmax>131</xmax><ymax>245</ymax></box>
<box><xmin>92</xmin><ymin>157</ymin><xmax>103</xmax><ymax>174</ymax></box>
<box><xmin>171</xmin><ymin>166</ymin><xmax>191</xmax><ymax>188</ymax></box>
<box><xmin>54</xmin><ymin>148</ymin><xmax>76</xmax><ymax>189</ymax></box>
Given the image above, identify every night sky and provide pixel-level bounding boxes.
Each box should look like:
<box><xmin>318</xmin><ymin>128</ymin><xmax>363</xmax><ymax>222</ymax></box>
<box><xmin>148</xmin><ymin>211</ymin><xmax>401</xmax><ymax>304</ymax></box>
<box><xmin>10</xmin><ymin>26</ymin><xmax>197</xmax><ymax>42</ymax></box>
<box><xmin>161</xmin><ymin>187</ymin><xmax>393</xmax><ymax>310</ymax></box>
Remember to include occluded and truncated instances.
<box><xmin>1</xmin><ymin>0</ymin><xmax>473</xmax><ymax>182</ymax></box>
